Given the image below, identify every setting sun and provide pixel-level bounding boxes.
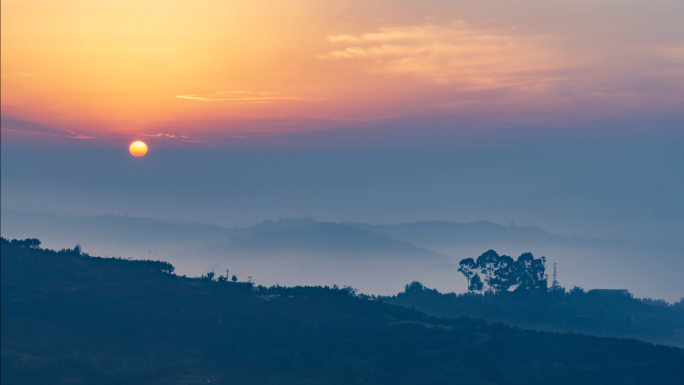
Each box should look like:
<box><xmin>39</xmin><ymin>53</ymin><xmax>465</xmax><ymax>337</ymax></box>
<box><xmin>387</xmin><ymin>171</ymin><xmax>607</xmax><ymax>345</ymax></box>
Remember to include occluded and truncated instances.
<box><xmin>129</xmin><ymin>141</ymin><xmax>147</xmax><ymax>157</ymax></box>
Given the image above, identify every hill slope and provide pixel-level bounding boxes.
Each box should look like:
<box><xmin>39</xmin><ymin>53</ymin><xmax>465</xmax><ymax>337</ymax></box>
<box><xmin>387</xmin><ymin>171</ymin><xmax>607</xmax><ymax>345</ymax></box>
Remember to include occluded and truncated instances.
<box><xmin>385</xmin><ymin>282</ymin><xmax>684</xmax><ymax>348</ymax></box>
<box><xmin>2</xmin><ymin>238</ymin><xmax>683</xmax><ymax>385</ymax></box>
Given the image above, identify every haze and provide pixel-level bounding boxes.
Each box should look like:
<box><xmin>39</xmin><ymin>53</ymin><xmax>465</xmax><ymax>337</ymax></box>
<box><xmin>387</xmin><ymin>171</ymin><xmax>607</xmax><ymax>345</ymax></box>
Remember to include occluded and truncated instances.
<box><xmin>2</xmin><ymin>0</ymin><xmax>683</xmax><ymax>302</ymax></box>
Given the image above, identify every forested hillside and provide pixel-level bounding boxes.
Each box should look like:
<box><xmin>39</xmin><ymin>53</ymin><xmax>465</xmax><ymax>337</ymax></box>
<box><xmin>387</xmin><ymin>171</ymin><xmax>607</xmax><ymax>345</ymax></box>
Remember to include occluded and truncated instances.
<box><xmin>383</xmin><ymin>250</ymin><xmax>684</xmax><ymax>347</ymax></box>
<box><xmin>2</xmin><ymin>238</ymin><xmax>683</xmax><ymax>385</ymax></box>
<box><xmin>387</xmin><ymin>282</ymin><xmax>684</xmax><ymax>348</ymax></box>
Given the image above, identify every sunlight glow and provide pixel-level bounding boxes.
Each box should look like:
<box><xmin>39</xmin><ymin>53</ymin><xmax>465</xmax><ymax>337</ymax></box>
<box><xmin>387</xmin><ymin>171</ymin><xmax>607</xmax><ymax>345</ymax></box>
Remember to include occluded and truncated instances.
<box><xmin>129</xmin><ymin>141</ymin><xmax>148</xmax><ymax>157</ymax></box>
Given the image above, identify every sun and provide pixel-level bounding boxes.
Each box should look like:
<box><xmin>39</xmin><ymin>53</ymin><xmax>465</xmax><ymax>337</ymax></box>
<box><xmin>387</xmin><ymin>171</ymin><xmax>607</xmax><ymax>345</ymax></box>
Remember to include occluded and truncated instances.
<box><xmin>129</xmin><ymin>141</ymin><xmax>148</xmax><ymax>157</ymax></box>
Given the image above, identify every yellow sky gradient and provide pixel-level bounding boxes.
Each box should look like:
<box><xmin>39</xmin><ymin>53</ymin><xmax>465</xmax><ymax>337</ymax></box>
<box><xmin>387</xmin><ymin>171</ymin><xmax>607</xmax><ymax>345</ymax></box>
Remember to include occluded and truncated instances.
<box><xmin>2</xmin><ymin>0</ymin><xmax>683</xmax><ymax>141</ymax></box>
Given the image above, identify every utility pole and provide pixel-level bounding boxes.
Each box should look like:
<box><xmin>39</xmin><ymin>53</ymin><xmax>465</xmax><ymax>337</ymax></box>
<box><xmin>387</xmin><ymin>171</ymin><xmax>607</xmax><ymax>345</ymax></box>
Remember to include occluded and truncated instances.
<box><xmin>148</xmin><ymin>250</ymin><xmax>151</xmax><ymax>259</ymax></box>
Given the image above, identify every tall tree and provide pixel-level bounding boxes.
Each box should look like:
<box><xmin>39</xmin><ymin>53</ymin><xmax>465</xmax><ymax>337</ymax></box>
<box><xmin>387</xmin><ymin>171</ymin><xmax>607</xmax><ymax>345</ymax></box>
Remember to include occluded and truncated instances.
<box><xmin>514</xmin><ymin>253</ymin><xmax>548</xmax><ymax>291</ymax></box>
<box><xmin>476</xmin><ymin>250</ymin><xmax>500</xmax><ymax>293</ymax></box>
<box><xmin>469</xmin><ymin>274</ymin><xmax>484</xmax><ymax>293</ymax></box>
<box><xmin>458</xmin><ymin>258</ymin><xmax>476</xmax><ymax>290</ymax></box>
<box><xmin>489</xmin><ymin>255</ymin><xmax>516</xmax><ymax>293</ymax></box>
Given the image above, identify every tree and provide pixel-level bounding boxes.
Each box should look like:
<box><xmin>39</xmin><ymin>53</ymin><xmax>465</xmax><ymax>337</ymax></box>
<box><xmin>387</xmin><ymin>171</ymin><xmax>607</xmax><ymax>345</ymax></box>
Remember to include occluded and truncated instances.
<box><xmin>458</xmin><ymin>258</ymin><xmax>476</xmax><ymax>290</ymax></box>
<box><xmin>469</xmin><ymin>274</ymin><xmax>484</xmax><ymax>293</ymax></box>
<box><xmin>568</xmin><ymin>286</ymin><xmax>586</xmax><ymax>297</ymax></box>
<box><xmin>10</xmin><ymin>238</ymin><xmax>42</xmax><ymax>249</ymax></box>
<box><xmin>231</xmin><ymin>275</ymin><xmax>238</xmax><ymax>282</ymax></box>
<box><xmin>514</xmin><ymin>253</ymin><xmax>547</xmax><ymax>291</ymax></box>
<box><xmin>489</xmin><ymin>255</ymin><xmax>516</xmax><ymax>293</ymax></box>
<box><xmin>476</xmin><ymin>250</ymin><xmax>500</xmax><ymax>293</ymax></box>
<box><xmin>343</xmin><ymin>285</ymin><xmax>358</xmax><ymax>296</ymax></box>
<box><xmin>460</xmin><ymin>250</ymin><xmax>549</xmax><ymax>294</ymax></box>
<box><xmin>159</xmin><ymin>261</ymin><xmax>175</xmax><ymax>274</ymax></box>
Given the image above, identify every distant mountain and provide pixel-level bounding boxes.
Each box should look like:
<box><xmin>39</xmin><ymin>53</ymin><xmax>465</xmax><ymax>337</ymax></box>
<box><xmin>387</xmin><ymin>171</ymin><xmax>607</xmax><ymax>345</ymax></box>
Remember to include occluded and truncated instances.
<box><xmin>229</xmin><ymin>222</ymin><xmax>439</xmax><ymax>258</ymax></box>
<box><xmin>250</xmin><ymin>216</ymin><xmax>318</xmax><ymax>232</ymax></box>
<box><xmin>343</xmin><ymin>220</ymin><xmax>597</xmax><ymax>248</ymax></box>
<box><xmin>0</xmin><ymin>211</ymin><xmax>436</xmax><ymax>259</ymax></box>
<box><xmin>166</xmin><ymin>222</ymin><xmax>445</xmax><ymax>294</ymax></box>
<box><xmin>0</xmin><ymin>210</ymin><xmax>245</xmax><ymax>255</ymax></box>
<box><xmin>3</xmin><ymin>210</ymin><xmax>596</xmax><ymax>255</ymax></box>
<box><xmin>3</xmin><ymin>210</ymin><xmax>682</xmax><ymax>300</ymax></box>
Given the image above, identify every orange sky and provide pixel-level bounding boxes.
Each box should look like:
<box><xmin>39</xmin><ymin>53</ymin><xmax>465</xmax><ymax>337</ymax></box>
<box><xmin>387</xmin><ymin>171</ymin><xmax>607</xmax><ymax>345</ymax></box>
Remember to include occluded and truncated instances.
<box><xmin>2</xmin><ymin>0</ymin><xmax>683</xmax><ymax>142</ymax></box>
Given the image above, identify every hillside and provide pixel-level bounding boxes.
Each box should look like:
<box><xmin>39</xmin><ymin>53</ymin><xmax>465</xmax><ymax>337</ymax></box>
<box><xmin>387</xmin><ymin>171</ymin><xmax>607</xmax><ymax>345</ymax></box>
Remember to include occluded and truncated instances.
<box><xmin>385</xmin><ymin>282</ymin><xmax>684</xmax><ymax>348</ymax></box>
<box><xmin>2</xmin><ymin>238</ymin><xmax>683</xmax><ymax>385</ymax></box>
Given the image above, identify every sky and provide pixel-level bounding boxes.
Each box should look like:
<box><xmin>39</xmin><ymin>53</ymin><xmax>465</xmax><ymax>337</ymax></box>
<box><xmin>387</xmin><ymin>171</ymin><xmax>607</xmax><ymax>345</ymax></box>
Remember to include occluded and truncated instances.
<box><xmin>2</xmin><ymin>0</ymin><xmax>684</xmax><ymax>144</ymax></box>
<box><xmin>1</xmin><ymin>0</ymin><xmax>684</xmax><ymax>298</ymax></box>
<box><xmin>3</xmin><ymin>122</ymin><xmax>683</xmax><ymax>244</ymax></box>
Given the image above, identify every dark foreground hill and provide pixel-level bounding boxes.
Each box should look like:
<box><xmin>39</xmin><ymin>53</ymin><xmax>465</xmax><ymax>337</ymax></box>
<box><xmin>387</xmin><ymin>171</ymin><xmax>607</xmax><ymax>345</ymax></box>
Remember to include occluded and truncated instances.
<box><xmin>2</xmin><ymin>239</ymin><xmax>683</xmax><ymax>385</ymax></box>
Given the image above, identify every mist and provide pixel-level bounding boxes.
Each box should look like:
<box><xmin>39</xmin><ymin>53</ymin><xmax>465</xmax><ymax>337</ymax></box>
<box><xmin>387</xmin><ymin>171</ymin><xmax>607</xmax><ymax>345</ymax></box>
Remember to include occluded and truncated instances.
<box><xmin>3</xmin><ymin>119</ymin><xmax>683</xmax><ymax>301</ymax></box>
<box><xmin>3</xmin><ymin>119</ymin><xmax>683</xmax><ymax>241</ymax></box>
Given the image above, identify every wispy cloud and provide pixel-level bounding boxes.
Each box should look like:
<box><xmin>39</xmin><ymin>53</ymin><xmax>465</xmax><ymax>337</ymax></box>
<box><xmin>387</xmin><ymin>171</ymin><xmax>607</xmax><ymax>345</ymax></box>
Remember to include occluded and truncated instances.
<box><xmin>1</xmin><ymin>118</ymin><xmax>95</xmax><ymax>139</ymax></box>
<box><xmin>319</xmin><ymin>22</ymin><xmax>565</xmax><ymax>90</ymax></box>
<box><xmin>176</xmin><ymin>91</ymin><xmax>315</xmax><ymax>103</ymax></box>
<box><xmin>139</xmin><ymin>131</ymin><xmax>207</xmax><ymax>143</ymax></box>
<box><xmin>140</xmin><ymin>132</ymin><xmax>178</xmax><ymax>138</ymax></box>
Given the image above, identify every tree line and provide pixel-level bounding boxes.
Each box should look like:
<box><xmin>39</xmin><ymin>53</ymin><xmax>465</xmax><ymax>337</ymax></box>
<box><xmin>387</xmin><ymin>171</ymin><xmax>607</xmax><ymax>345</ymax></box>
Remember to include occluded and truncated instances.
<box><xmin>0</xmin><ymin>237</ymin><xmax>175</xmax><ymax>274</ymax></box>
<box><xmin>458</xmin><ymin>250</ymin><xmax>549</xmax><ymax>293</ymax></box>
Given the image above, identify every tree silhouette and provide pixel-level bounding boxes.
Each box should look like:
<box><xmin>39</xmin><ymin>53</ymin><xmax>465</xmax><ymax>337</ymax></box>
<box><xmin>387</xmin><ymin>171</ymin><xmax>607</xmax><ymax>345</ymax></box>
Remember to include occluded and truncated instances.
<box><xmin>469</xmin><ymin>274</ymin><xmax>484</xmax><ymax>293</ymax></box>
<box><xmin>489</xmin><ymin>255</ymin><xmax>516</xmax><ymax>293</ymax></box>
<box><xmin>515</xmin><ymin>253</ymin><xmax>547</xmax><ymax>291</ymax></box>
<box><xmin>458</xmin><ymin>258</ymin><xmax>476</xmax><ymax>290</ymax></box>
<box><xmin>9</xmin><ymin>238</ymin><xmax>42</xmax><ymax>249</ymax></box>
<box><xmin>458</xmin><ymin>250</ymin><xmax>549</xmax><ymax>293</ymax></box>
<box><xmin>232</xmin><ymin>275</ymin><xmax>238</xmax><ymax>282</ymax></box>
<box><xmin>476</xmin><ymin>250</ymin><xmax>500</xmax><ymax>293</ymax></box>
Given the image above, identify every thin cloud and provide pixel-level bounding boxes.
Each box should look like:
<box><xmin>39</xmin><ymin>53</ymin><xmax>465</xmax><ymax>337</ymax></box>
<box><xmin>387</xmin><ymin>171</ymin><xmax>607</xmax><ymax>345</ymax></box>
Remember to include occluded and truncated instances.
<box><xmin>64</xmin><ymin>130</ymin><xmax>95</xmax><ymax>139</ymax></box>
<box><xmin>319</xmin><ymin>22</ymin><xmax>564</xmax><ymax>89</ymax></box>
<box><xmin>139</xmin><ymin>131</ymin><xmax>207</xmax><ymax>143</ymax></box>
<box><xmin>1</xmin><ymin>126</ymin><xmax>94</xmax><ymax>139</ymax></box>
<box><xmin>140</xmin><ymin>132</ymin><xmax>178</xmax><ymax>138</ymax></box>
<box><xmin>175</xmin><ymin>91</ymin><xmax>315</xmax><ymax>103</ymax></box>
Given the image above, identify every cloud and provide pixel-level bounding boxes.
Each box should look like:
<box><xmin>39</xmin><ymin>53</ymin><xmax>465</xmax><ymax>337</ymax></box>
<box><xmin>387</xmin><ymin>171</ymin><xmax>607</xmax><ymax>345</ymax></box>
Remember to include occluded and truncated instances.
<box><xmin>319</xmin><ymin>22</ymin><xmax>566</xmax><ymax>90</ymax></box>
<box><xmin>139</xmin><ymin>131</ymin><xmax>207</xmax><ymax>143</ymax></box>
<box><xmin>175</xmin><ymin>91</ymin><xmax>314</xmax><ymax>103</ymax></box>
<box><xmin>140</xmin><ymin>132</ymin><xmax>178</xmax><ymax>138</ymax></box>
<box><xmin>1</xmin><ymin>117</ymin><xmax>95</xmax><ymax>139</ymax></box>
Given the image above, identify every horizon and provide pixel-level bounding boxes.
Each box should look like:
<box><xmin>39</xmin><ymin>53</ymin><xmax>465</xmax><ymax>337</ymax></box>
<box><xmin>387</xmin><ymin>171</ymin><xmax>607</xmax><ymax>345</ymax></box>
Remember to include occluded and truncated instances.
<box><xmin>3</xmin><ymin>209</ymin><xmax>682</xmax><ymax>302</ymax></box>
